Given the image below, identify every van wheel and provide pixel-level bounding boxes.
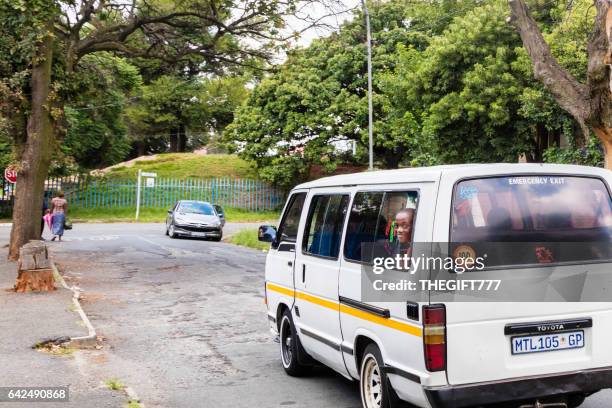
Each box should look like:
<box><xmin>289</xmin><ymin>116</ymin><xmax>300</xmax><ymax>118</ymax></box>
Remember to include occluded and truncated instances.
<box><xmin>360</xmin><ymin>344</ymin><xmax>400</xmax><ymax>408</ymax></box>
<box><xmin>279</xmin><ymin>310</ymin><xmax>308</xmax><ymax>376</ymax></box>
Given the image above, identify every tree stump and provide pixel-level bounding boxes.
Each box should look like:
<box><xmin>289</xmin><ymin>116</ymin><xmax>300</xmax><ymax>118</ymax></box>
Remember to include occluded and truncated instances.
<box><xmin>14</xmin><ymin>241</ymin><xmax>55</xmax><ymax>292</ymax></box>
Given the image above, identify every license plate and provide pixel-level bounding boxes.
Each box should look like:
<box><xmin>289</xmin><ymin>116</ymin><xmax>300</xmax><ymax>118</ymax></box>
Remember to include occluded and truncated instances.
<box><xmin>511</xmin><ymin>330</ymin><xmax>584</xmax><ymax>355</ymax></box>
<box><xmin>192</xmin><ymin>232</ymin><xmax>208</xmax><ymax>237</ymax></box>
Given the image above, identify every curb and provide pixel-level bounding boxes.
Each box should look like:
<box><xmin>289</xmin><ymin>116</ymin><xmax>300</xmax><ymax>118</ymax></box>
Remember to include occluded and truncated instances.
<box><xmin>51</xmin><ymin>261</ymin><xmax>145</xmax><ymax>407</ymax></box>
<box><xmin>50</xmin><ymin>261</ymin><xmax>97</xmax><ymax>347</ymax></box>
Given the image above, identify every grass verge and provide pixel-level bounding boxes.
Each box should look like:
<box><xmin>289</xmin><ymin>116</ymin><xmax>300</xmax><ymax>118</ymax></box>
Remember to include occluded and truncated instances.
<box><xmin>69</xmin><ymin>206</ymin><xmax>279</xmax><ymax>224</ymax></box>
<box><xmin>227</xmin><ymin>228</ymin><xmax>271</xmax><ymax>251</ymax></box>
<box><xmin>106</xmin><ymin>153</ymin><xmax>257</xmax><ymax>179</ymax></box>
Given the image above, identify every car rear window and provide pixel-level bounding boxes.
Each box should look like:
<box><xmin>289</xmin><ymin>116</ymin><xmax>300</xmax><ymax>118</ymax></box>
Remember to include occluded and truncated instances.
<box><xmin>451</xmin><ymin>175</ymin><xmax>612</xmax><ymax>242</ymax></box>
<box><xmin>450</xmin><ymin>176</ymin><xmax>612</xmax><ymax>267</ymax></box>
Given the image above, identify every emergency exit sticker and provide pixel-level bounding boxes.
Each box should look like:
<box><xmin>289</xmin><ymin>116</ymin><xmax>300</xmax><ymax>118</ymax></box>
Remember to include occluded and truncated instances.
<box><xmin>507</xmin><ymin>177</ymin><xmax>565</xmax><ymax>185</ymax></box>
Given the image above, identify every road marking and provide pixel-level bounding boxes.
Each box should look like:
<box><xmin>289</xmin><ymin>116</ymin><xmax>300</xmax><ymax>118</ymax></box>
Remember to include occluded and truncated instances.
<box><xmin>137</xmin><ymin>236</ymin><xmax>206</xmax><ymax>258</ymax></box>
<box><xmin>62</xmin><ymin>235</ymin><xmax>119</xmax><ymax>242</ymax></box>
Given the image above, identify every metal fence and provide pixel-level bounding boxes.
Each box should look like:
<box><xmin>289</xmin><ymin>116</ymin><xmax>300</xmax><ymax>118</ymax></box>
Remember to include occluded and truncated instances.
<box><xmin>1</xmin><ymin>176</ymin><xmax>285</xmax><ymax>212</ymax></box>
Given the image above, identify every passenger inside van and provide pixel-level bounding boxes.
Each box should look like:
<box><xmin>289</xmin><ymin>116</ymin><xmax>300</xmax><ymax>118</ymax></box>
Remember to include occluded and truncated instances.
<box><xmin>374</xmin><ymin>208</ymin><xmax>415</xmax><ymax>258</ymax></box>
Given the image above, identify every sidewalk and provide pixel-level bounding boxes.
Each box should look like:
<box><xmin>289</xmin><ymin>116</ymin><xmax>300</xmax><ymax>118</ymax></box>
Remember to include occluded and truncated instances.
<box><xmin>0</xmin><ymin>247</ymin><xmax>122</xmax><ymax>407</ymax></box>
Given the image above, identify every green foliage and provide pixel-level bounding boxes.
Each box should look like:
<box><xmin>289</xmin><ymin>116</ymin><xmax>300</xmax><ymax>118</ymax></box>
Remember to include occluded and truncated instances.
<box><xmin>105</xmin><ymin>378</ymin><xmax>126</xmax><ymax>391</ymax></box>
<box><xmin>390</xmin><ymin>0</ymin><xmax>580</xmax><ymax>165</ymax></box>
<box><xmin>126</xmin><ymin>75</ymin><xmax>248</xmax><ymax>154</ymax></box>
<box><xmin>0</xmin><ymin>0</ymin><xmax>307</xmax><ymax>181</ymax></box>
<box><xmin>543</xmin><ymin>138</ymin><xmax>604</xmax><ymax>167</ymax></box>
<box><xmin>229</xmin><ymin>0</ymin><xmax>601</xmax><ymax>187</ymax></box>
<box><xmin>0</xmin><ymin>119</ymin><xmax>12</xmax><ymax>169</ymax></box>
<box><xmin>228</xmin><ymin>1</ymin><xmax>481</xmax><ymax>187</ymax></box>
<box><xmin>60</xmin><ymin>55</ymin><xmax>142</xmax><ymax>171</ymax></box>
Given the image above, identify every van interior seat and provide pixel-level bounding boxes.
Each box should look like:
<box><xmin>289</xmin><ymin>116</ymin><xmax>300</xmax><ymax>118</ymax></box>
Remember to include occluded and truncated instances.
<box><xmin>309</xmin><ymin>230</ymin><xmax>343</xmax><ymax>258</ymax></box>
<box><xmin>486</xmin><ymin>207</ymin><xmax>512</xmax><ymax>230</ymax></box>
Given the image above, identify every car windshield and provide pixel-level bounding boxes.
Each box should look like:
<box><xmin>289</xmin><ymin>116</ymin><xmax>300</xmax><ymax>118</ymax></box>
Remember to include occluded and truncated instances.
<box><xmin>178</xmin><ymin>202</ymin><xmax>215</xmax><ymax>215</ymax></box>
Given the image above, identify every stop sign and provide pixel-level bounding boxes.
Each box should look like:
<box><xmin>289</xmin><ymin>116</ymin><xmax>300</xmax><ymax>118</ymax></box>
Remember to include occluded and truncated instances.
<box><xmin>4</xmin><ymin>168</ymin><xmax>17</xmax><ymax>184</ymax></box>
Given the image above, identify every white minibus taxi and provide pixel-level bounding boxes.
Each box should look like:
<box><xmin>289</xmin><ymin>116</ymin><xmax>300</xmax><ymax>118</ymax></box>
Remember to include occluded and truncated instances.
<box><xmin>258</xmin><ymin>163</ymin><xmax>612</xmax><ymax>408</ymax></box>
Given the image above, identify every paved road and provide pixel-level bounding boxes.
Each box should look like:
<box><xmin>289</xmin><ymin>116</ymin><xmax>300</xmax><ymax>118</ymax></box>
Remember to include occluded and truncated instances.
<box><xmin>0</xmin><ymin>223</ymin><xmax>611</xmax><ymax>408</ymax></box>
<box><xmin>21</xmin><ymin>223</ymin><xmax>358</xmax><ymax>408</ymax></box>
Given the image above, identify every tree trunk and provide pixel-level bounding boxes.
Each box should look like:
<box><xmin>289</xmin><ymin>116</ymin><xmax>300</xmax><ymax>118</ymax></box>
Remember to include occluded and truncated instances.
<box><xmin>169</xmin><ymin>128</ymin><xmax>178</xmax><ymax>152</ymax></box>
<box><xmin>132</xmin><ymin>140</ymin><xmax>146</xmax><ymax>157</ymax></box>
<box><xmin>14</xmin><ymin>241</ymin><xmax>55</xmax><ymax>292</ymax></box>
<box><xmin>592</xmin><ymin>127</ymin><xmax>612</xmax><ymax>170</ymax></box>
<box><xmin>509</xmin><ymin>0</ymin><xmax>612</xmax><ymax>170</ymax></box>
<box><xmin>380</xmin><ymin>148</ymin><xmax>403</xmax><ymax>169</ymax></box>
<box><xmin>177</xmin><ymin>124</ymin><xmax>187</xmax><ymax>152</ymax></box>
<box><xmin>8</xmin><ymin>30</ymin><xmax>55</xmax><ymax>261</ymax></box>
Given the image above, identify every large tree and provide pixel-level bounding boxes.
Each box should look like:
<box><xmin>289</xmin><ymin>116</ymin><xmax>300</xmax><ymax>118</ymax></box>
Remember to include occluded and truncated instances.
<box><xmin>227</xmin><ymin>0</ymin><xmax>480</xmax><ymax>187</ymax></box>
<box><xmin>1</xmin><ymin>0</ymin><xmax>341</xmax><ymax>260</ymax></box>
<box><xmin>62</xmin><ymin>54</ymin><xmax>142</xmax><ymax>170</ymax></box>
<box><xmin>386</xmin><ymin>0</ymin><xmax>580</xmax><ymax>166</ymax></box>
<box><xmin>125</xmin><ymin>75</ymin><xmax>247</xmax><ymax>155</ymax></box>
<box><xmin>509</xmin><ymin>0</ymin><xmax>612</xmax><ymax>169</ymax></box>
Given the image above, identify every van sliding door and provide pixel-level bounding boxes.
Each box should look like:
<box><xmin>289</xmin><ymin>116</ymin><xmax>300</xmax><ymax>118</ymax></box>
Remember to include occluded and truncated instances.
<box><xmin>293</xmin><ymin>192</ymin><xmax>350</xmax><ymax>377</ymax></box>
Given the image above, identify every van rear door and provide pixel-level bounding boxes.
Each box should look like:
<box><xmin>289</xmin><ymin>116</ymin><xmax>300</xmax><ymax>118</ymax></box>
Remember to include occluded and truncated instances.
<box><xmin>436</xmin><ymin>174</ymin><xmax>612</xmax><ymax>385</ymax></box>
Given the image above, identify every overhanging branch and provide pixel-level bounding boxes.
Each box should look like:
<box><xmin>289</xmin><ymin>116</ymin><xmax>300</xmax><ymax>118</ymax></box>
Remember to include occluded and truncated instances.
<box><xmin>508</xmin><ymin>0</ymin><xmax>591</xmax><ymax>133</ymax></box>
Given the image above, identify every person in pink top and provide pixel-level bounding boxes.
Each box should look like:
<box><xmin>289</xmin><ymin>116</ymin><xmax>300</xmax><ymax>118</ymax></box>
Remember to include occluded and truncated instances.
<box><xmin>51</xmin><ymin>191</ymin><xmax>68</xmax><ymax>241</ymax></box>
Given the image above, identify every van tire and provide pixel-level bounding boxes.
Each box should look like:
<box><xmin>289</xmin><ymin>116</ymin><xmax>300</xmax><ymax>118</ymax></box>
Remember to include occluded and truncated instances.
<box><xmin>279</xmin><ymin>310</ymin><xmax>309</xmax><ymax>376</ymax></box>
<box><xmin>360</xmin><ymin>344</ymin><xmax>401</xmax><ymax>408</ymax></box>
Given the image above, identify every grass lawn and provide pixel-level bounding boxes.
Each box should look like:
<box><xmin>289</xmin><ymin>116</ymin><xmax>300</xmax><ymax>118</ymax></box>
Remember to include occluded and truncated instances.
<box><xmin>69</xmin><ymin>206</ymin><xmax>280</xmax><ymax>224</ymax></box>
<box><xmin>106</xmin><ymin>153</ymin><xmax>257</xmax><ymax>179</ymax></box>
<box><xmin>227</xmin><ymin>228</ymin><xmax>271</xmax><ymax>251</ymax></box>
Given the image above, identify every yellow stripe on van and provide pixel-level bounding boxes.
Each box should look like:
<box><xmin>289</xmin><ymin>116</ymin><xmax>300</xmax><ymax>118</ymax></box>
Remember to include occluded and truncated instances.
<box><xmin>266</xmin><ymin>282</ymin><xmax>295</xmax><ymax>297</ymax></box>
<box><xmin>266</xmin><ymin>282</ymin><xmax>422</xmax><ymax>338</ymax></box>
<box><xmin>295</xmin><ymin>291</ymin><xmax>339</xmax><ymax>311</ymax></box>
<box><xmin>339</xmin><ymin>304</ymin><xmax>423</xmax><ymax>337</ymax></box>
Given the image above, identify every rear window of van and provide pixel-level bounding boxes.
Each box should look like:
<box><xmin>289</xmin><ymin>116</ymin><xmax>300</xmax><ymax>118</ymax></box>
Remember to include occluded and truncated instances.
<box><xmin>451</xmin><ymin>175</ymin><xmax>612</xmax><ymax>243</ymax></box>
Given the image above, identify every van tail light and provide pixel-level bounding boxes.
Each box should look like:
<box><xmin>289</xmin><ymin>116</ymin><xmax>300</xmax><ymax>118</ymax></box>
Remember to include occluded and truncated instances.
<box><xmin>264</xmin><ymin>284</ymin><xmax>268</xmax><ymax>306</ymax></box>
<box><xmin>423</xmin><ymin>304</ymin><xmax>446</xmax><ymax>372</ymax></box>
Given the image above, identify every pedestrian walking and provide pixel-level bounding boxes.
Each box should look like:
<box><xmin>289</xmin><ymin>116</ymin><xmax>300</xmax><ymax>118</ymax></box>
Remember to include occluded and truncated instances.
<box><xmin>50</xmin><ymin>191</ymin><xmax>68</xmax><ymax>242</ymax></box>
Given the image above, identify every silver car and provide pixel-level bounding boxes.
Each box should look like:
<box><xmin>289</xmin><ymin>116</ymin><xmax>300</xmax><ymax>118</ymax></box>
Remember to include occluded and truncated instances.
<box><xmin>165</xmin><ymin>200</ymin><xmax>223</xmax><ymax>241</ymax></box>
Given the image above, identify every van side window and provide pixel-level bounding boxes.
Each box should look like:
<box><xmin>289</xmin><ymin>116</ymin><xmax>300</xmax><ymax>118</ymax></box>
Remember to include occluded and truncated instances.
<box><xmin>344</xmin><ymin>191</ymin><xmax>419</xmax><ymax>263</ymax></box>
<box><xmin>302</xmin><ymin>195</ymin><xmax>349</xmax><ymax>259</ymax></box>
<box><xmin>275</xmin><ymin>192</ymin><xmax>306</xmax><ymax>248</ymax></box>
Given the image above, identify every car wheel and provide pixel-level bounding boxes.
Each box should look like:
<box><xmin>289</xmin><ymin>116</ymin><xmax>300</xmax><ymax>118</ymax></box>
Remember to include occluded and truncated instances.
<box><xmin>279</xmin><ymin>309</ymin><xmax>309</xmax><ymax>376</ymax></box>
<box><xmin>165</xmin><ymin>223</ymin><xmax>169</xmax><ymax>236</ymax></box>
<box><xmin>211</xmin><ymin>231</ymin><xmax>223</xmax><ymax>242</ymax></box>
<box><xmin>360</xmin><ymin>344</ymin><xmax>400</xmax><ymax>408</ymax></box>
<box><xmin>168</xmin><ymin>223</ymin><xmax>178</xmax><ymax>239</ymax></box>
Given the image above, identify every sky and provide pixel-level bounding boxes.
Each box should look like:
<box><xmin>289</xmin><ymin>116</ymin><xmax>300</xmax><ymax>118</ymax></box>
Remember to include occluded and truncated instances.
<box><xmin>288</xmin><ymin>0</ymin><xmax>361</xmax><ymax>48</ymax></box>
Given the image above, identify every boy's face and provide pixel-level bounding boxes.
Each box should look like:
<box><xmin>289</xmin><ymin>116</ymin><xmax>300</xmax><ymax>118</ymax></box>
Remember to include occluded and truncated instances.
<box><xmin>395</xmin><ymin>211</ymin><xmax>414</xmax><ymax>244</ymax></box>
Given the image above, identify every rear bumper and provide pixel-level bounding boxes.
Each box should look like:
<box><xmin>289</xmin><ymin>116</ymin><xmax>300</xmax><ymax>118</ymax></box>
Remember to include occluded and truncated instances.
<box><xmin>424</xmin><ymin>366</ymin><xmax>612</xmax><ymax>408</ymax></box>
